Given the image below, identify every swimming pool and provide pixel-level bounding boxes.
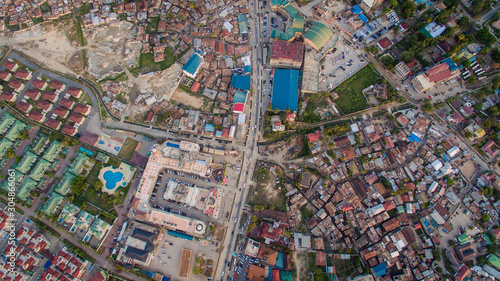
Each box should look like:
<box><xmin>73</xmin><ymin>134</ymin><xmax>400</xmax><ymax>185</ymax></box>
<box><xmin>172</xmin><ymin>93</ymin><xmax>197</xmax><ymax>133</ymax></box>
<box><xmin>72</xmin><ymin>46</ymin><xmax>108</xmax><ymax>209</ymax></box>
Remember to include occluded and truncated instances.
<box><xmin>103</xmin><ymin>170</ymin><xmax>124</xmax><ymax>190</ymax></box>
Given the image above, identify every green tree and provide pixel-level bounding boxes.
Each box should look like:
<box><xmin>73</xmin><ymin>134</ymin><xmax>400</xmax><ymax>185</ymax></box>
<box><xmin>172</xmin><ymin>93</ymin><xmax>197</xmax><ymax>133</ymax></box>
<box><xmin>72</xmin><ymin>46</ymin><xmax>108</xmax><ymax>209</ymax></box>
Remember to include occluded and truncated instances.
<box><xmin>192</xmin><ymin>267</ymin><xmax>201</xmax><ymax>275</ymax></box>
<box><xmin>422</xmin><ymin>99</ymin><xmax>433</xmax><ymax>111</ymax></box>
<box><xmin>464</xmin><ymin>131</ymin><xmax>473</xmax><ymax>138</ymax></box>
<box><xmin>71</xmin><ymin>176</ymin><xmax>87</xmax><ymax>195</ymax></box>
<box><xmin>463</xmin><ymin>61</ymin><xmax>471</xmax><ymax>68</ymax></box>
<box><xmin>94</xmin><ymin>180</ymin><xmax>103</xmax><ymax>191</ymax></box>
<box><xmin>19</xmin><ymin>130</ymin><xmax>29</xmax><ymax>140</ymax></box>
<box><xmin>469</xmin><ymin>75</ymin><xmax>477</xmax><ymax>83</ymax></box>
<box><xmin>493</xmin><ymin>76</ymin><xmax>500</xmax><ymax>89</ymax></box>
<box><xmin>492</xmin><ymin>48</ymin><xmax>500</xmax><ymax>63</ymax></box>
<box><xmin>477</xmin><ymin>28</ymin><xmax>496</xmax><ymax>45</ymax></box>
<box><xmin>457</xmin><ymin>17</ymin><xmax>469</xmax><ymax>27</ymax></box>
<box><xmin>482</xmin><ymin>213</ymin><xmax>491</xmax><ymax>222</ymax></box>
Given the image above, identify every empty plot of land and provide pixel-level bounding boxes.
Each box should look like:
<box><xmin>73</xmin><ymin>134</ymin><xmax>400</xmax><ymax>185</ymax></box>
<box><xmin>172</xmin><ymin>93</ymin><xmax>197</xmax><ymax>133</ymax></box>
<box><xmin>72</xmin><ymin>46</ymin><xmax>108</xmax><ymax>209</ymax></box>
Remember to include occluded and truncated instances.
<box><xmin>334</xmin><ymin>66</ymin><xmax>379</xmax><ymax>114</ymax></box>
<box><xmin>171</xmin><ymin>88</ymin><xmax>204</xmax><ymax>109</ymax></box>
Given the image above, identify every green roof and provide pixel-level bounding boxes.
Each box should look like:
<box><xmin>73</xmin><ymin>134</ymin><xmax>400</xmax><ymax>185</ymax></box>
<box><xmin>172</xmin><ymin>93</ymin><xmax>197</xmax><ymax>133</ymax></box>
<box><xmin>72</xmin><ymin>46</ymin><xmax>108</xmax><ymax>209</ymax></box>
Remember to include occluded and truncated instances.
<box><xmin>489</xmin><ymin>255</ymin><xmax>500</xmax><ymax>270</ymax></box>
<box><xmin>292</xmin><ymin>17</ymin><xmax>305</xmax><ymax>31</ymax></box>
<box><xmin>59</xmin><ymin>203</ymin><xmax>80</xmax><ymax>225</ymax></box>
<box><xmin>88</xmin><ymin>218</ymin><xmax>111</xmax><ymax>240</ymax></box>
<box><xmin>458</xmin><ymin>234</ymin><xmax>469</xmax><ymax>243</ymax></box>
<box><xmin>30</xmin><ymin>135</ymin><xmax>50</xmax><ymax>155</ymax></box>
<box><xmin>74</xmin><ymin>211</ymin><xmax>95</xmax><ymax>231</ymax></box>
<box><xmin>284</xmin><ymin>3</ymin><xmax>299</xmax><ymax>18</ymax></box>
<box><xmin>5</xmin><ymin>120</ymin><xmax>27</xmax><ymax>142</ymax></box>
<box><xmin>54</xmin><ymin>173</ymin><xmax>76</xmax><ymax>196</ymax></box>
<box><xmin>0</xmin><ymin>138</ymin><xmax>13</xmax><ymax>158</ymax></box>
<box><xmin>238</xmin><ymin>22</ymin><xmax>248</xmax><ymax>34</ymax></box>
<box><xmin>16</xmin><ymin>178</ymin><xmax>37</xmax><ymax>201</ymax></box>
<box><xmin>68</xmin><ymin>153</ymin><xmax>90</xmax><ymax>175</ymax></box>
<box><xmin>96</xmin><ymin>152</ymin><xmax>109</xmax><ymax>163</ymax></box>
<box><xmin>29</xmin><ymin>159</ymin><xmax>51</xmax><ymax>181</ymax></box>
<box><xmin>42</xmin><ymin>140</ymin><xmax>62</xmax><ymax>162</ymax></box>
<box><xmin>304</xmin><ymin>22</ymin><xmax>334</xmax><ymax>50</ymax></box>
<box><xmin>0</xmin><ymin>112</ymin><xmax>15</xmax><ymax>134</ymax></box>
<box><xmin>39</xmin><ymin>192</ymin><xmax>64</xmax><ymax>216</ymax></box>
<box><xmin>1</xmin><ymin>170</ymin><xmax>24</xmax><ymax>193</ymax></box>
<box><xmin>15</xmin><ymin>151</ymin><xmax>38</xmax><ymax>174</ymax></box>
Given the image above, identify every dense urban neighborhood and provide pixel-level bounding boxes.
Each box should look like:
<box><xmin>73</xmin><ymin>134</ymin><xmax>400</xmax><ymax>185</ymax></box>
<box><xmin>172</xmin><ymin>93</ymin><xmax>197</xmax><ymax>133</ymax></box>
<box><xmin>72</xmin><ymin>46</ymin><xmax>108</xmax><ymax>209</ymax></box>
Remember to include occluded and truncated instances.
<box><xmin>1</xmin><ymin>0</ymin><xmax>500</xmax><ymax>281</ymax></box>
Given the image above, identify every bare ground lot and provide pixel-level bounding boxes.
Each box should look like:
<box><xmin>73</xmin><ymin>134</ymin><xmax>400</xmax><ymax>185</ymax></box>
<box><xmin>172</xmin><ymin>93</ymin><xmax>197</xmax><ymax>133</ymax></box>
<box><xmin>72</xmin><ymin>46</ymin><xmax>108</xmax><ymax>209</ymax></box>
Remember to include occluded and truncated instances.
<box><xmin>171</xmin><ymin>88</ymin><xmax>204</xmax><ymax>109</ymax></box>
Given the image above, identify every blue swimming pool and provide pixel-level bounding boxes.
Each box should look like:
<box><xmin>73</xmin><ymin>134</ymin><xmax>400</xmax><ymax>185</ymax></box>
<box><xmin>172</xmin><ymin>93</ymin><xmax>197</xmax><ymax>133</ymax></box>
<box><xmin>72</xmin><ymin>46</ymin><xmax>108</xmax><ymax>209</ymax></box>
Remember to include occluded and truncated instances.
<box><xmin>103</xmin><ymin>170</ymin><xmax>124</xmax><ymax>190</ymax></box>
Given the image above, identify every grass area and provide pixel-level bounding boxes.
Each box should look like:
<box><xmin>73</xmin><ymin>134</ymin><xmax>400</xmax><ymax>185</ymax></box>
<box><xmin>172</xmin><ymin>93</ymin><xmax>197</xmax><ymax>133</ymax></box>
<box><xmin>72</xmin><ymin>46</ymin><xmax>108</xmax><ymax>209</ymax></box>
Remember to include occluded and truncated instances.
<box><xmin>313</xmin><ymin>273</ymin><xmax>329</xmax><ymax>281</ymax></box>
<box><xmin>30</xmin><ymin>216</ymin><xmax>59</xmax><ymax>237</ymax></box>
<box><xmin>74</xmin><ymin>18</ymin><xmax>86</xmax><ymax>46</ymax></box>
<box><xmin>334</xmin><ymin>66</ymin><xmax>379</xmax><ymax>114</ymax></box>
<box><xmin>85</xmin><ymin>161</ymin><xmax>103</xmax><ymax>187</ymax></box>
<box><xmin>40</xmin><ymin>2</ymin><xmax>51</xmax><ymax>13</ymax></box>
<box><xmin>32</xmin><ymin>17</ymin><xmax>44</xmax><ymax>25</ymax></box>
<box><xmin>247</xmin><ymin>167</ymin><xmax>286</xmax><ymax>212</ymax></box>
<box><xmin>300</xmin><ymin>204</ymin><xmax>314</xmax><ymax>224</ymax></box>
<box><xmin>0</xmin><ymin>196</ymin><xmax>25</xmax><ymax>215</ymax></box>
<box><xmin>107</xmin><ymin>157</ymin><xmax>122</xmax><ymax>168</ymax></box>
<box><xmin>130</xmin><ymin>49</ymin><xmax>177</xmax><ymax>76</ymax></box>
<box><xmin>308</xmin><ymin>252</ymin><xmax>317</xmax><ymax>272</ymax></box>
<box><xmin>79</xmin><ymin>3</ymin><xmax>93</xmax><ymax>15</ymax></box>
<box><xmin>117</xmin><ymin>137</ymin><xmax>139</xmax><ymax>161</ymax></box>
<box><xmin>332</xmin><ymin>256</ymin><xmax>367</xmax><ymax>278</ymax></box>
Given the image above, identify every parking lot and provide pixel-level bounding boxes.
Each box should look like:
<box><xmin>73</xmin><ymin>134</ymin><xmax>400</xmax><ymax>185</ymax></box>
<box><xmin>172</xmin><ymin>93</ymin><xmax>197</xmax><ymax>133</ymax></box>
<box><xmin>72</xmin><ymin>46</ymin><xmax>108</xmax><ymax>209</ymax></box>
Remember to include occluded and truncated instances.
<box><xmin>148</xmin><ymin>228</ymin><xmax>218</xmax><ymax>280</ymax></box>
<box><xmin>149</xmin><ymin>169</ymin><xmax>236</xmax><ymax>224</ymax></box>
<box><xmin>405</xmin><ymin>77</ymin><xmax>468</xmax><ymax>102</ymax></box>
<box><xmin>319</xmin><ymin>42</ymin><xmax>368</xmax><ymax>92</ymax></box>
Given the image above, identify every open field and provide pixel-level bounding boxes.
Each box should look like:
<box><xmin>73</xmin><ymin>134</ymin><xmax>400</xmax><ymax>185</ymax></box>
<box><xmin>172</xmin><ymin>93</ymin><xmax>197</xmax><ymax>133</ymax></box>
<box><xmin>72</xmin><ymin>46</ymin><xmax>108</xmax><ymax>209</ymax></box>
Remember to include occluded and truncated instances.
<box><xmin>117</xmin><ymin>137</ymin><xmax>139</xmax><ymax>161</ymax></box>
<box><xmin>171</xmin><ymin>88</ymin><xmax>204</xmax><ymax>109</ymax></box>
<box><xmin>130</xmin><ymin>49</ymin><xmax>177</xmax><ymax>76</ymax></box>
<box><xmin>334</xmin><ymin>66</ymin><xmax>379</xmax><ymax>114</ymax></box>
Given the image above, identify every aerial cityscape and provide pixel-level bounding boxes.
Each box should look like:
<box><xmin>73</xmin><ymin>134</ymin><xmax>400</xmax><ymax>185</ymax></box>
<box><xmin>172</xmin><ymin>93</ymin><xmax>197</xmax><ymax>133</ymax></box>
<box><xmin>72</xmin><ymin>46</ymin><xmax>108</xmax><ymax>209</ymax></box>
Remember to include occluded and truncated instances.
<box><xmin>0</xmin><ymin>0</ymin><xmax>500</xmax><ymax>281</ymax></box>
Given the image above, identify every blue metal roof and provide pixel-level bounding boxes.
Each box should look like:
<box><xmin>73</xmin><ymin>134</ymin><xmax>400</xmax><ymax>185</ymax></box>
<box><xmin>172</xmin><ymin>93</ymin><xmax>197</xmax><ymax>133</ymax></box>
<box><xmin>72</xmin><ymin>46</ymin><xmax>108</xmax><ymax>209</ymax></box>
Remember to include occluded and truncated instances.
<box><xmin>351</xmin><ymin>5</ymin><xmax>362</xmax><ymax>15</ymax></box>
<box><xmin>231</xmin><ymin>75</ymin><xmax>251</xmax><ymax>90</ymax></box>
<box><xmin>233</xmin><ymin>90</ymin><xmax>247</xmax><ymax>103</ymax></box>
<box><xmin>182</xmin><ymin>53</ymin><xmax>203</xmax><ymax>76</ymax></box>
<box><xmin>244</xmin><ymin>65</ymin><xmax>252</xmax><ymax>73</ymax></box>
<box><xmin>205</xmin><ymin>123</ymin><xmax>214</xmax><ymax>132</ymax></box>
<box><xmin>271</xmin><ymin>69</ymin><xmax>299</xmax><ymax>111</ymax></box>
<box><xmin>373</xmin><ymin>263</ymin><xmax>387</xmax><ymax>277</ymax></box>
<box><xmin>359</xmin><ymin>13</ymin><xmax>368</xmax><ymax>23</ymax></box>
<box><xmin>408</xmin><ymin>133</ymin><xmax>422</xmax><ymax>143</ymax></box>
<box><xmin>441</xmin><ymin>57</ymin><xmax>458</xmax><ymax>71</ymax></box>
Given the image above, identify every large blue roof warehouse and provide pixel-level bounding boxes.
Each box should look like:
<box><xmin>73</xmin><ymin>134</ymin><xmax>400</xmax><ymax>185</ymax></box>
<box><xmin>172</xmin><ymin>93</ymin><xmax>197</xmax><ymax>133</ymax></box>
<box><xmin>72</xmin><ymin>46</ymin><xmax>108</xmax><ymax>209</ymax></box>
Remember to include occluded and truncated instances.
<box><xmin>231</xmin><ymin>75</ymin><xmax>251</xmax><ymax>91</ymax></box>
<box><xmin>182</xmin><ymin>52</ymin><xmax>203</xmax><ymax>78</ymax></box>
<box><xmin>271</xmin><ymin>69</ymin><xmax>299</xmax><ymax>111</ymax></box>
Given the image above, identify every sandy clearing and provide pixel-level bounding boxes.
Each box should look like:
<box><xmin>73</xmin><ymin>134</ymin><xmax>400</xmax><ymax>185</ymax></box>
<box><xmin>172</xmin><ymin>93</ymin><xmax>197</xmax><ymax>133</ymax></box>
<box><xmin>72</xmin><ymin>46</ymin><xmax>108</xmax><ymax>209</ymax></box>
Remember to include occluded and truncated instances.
<box><xmin>171</xmin><ymin>89</ymin><xmax>204</xmax><ymax>109</ymax></box>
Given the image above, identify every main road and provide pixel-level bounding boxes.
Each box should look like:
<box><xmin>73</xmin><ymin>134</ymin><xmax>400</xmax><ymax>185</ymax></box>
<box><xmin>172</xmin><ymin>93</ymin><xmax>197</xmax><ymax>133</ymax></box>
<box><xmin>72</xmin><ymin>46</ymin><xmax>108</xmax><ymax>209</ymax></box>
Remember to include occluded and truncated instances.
<box><xmin>213</xmin><ymin>0</ymin><xmax>268</xmax><ymax>280</ymax></box>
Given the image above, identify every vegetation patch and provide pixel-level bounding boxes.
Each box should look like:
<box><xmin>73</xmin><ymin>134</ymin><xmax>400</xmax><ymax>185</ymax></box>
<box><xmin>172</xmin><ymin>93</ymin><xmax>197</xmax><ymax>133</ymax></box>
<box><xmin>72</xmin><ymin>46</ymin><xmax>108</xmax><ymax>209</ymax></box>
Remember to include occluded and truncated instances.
<box><xmin>117</xmin><ymin>137</ymin><xmax>139</xmax><ymax>161</ymax></box>
<box><xmin>334</xmin><ymin>66</ymin><xmax>377</xmax><ymax>114</ymax></box>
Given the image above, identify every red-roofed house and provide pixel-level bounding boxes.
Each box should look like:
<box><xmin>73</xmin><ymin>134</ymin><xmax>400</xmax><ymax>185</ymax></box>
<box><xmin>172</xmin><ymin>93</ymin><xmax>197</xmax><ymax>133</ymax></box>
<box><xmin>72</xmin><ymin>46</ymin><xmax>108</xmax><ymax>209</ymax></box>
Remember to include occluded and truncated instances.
<box><xmin>316</xmin><ymin>251</ymin><xmax>326</xmax><ymax>266</ymax></box>
<box><xmin>233</xmin><ymin>102</ymin><xmax>245</xmax><ymax>113</ymax></box>
<box><xmin>17</xmin><ymin>226</ymin><xmax>34</xmax><ymax>245</ymax></box>
<box><xmin>29</xmin><ymin>111</ymin><xmax>46</xmax><ymax>122</ymax></box>
<box><xmin>459</xmin><ymin>104</ymin><xmax>474</xmax><ymax>118</ymax></box>
<box><xmin>42</xmin><ymin>91</ymin><xmax>58</xmax><ymax>103</ymax></box>
<box><xmin>25</xmin><ymin>89</ymin><xmax>41</xmax><ymax>100</ymax></box>
<box><xmin>17</xmin><ymin>250</ymin><xmax>40</xmax><ymax>271</ymax></box>
<box><xmin>191</xmin><ymin>81</ymin><xmax>201</xmax><ymax>92</ymax></box>
<box><xmin>455</xmin><ymin>264</ymin><xmax>471</xmax><ymax>281</ymax></box>
<box><xmin>447</xmin><ymin>111</ymin><xmax>465</xmax><ymax>126</ymax></box>
<box><xmin>222</xmin><ymin>128</ymin><xmax>230</xmax><ymax>138</ymax></box>
<box><xmin>286</xmin><ymin>112</ymin><xmax>296</xmax><ymax>121</ymax></box>
<box><xmin>59</xmin><ymin>97</ymin><xmax>75</xmax><ymax>110</ymax></box>
<box><xmin>399</xmin><ymin>22</ymin><xmax>410</xmax><ymax>32</ymax></box>
<box><xmin>0</xmin><ymin>91</ymin><xmax>17</xmax><ymax>102</ymax></box>
<box><xmin>32</xmin><ymin>79</ymin><xmax>48</xmax><ymax>90</ymax></box>
<box><xmin>272</xmin><ymin>269</ymin><xmax>281</xmax><ymax>281</ymax></box>
<box><xmin>15</xmin><ymin>69</ymin><xmax>33</xmax><ymax>80</ymax></box>
<box><xmin>27</xmin><ymin>232</ymin><xmax>50</xmax><ymax>253</ymax></box>
<box><xmin>0</xmin><ymin>70</ymin><xmax>12</xmax><ymax>81</ymax></box>
<box><xmin>412</xmin><ymin>63</ymin><xmax>459</xmax><ymax>93</ymax></box>
<box><xmin>306</xmin><ymin>131</ymin><xmax>321</xmax><ymax>143</ymax></box>
<box><xmin>73</xmin><ymin>103</ymin><xmax>91</xmax><ymax>116</ymax></box>
<box><xmin>376</xmin><ymin>37</ymin><xmax>392</xmax><ymax>51</ymax></box>
<box><xmin>385</xmin><ymin>136</ymin><xmax>395</xmax><ymax>149</ymax></box>
<box><xmin>383</xmin><ymin>201</ymin><xmax>396</xmax><ymax>211</ymax></box>
<box><xmin>66</xmin><ymin>87</ymin><xmax>83</xmax><ymax>98</ymax></box>
<box><xmin>49</xmin><ymin>80</ymin><xmax>66</xmax><ymax>93</ymax></box>
<box><xmin>3</xmin><ymin>60</ymin><xmax>19</xmax><ymax>72</ymax></box>
<box><xmin>341</xmin><ymin>146</ymin><xmax>356</xmax><ymax>160</ymax></box>
<box><xmin>36</xmin><ymin>99</ymin><xmax>53</xmax><ymax>112</ymax></box>
<box><xmin>61</xmin><ymin>124</ymin><xmax>77</xmax><ymax>136</ymax></box>
<box><xmin>481</xmin><ymin>139</ymin><xmax>498</xmax><ymax>158</ymax></box>
<box><xmin>68</xmin><ymin>112</ymin><xmax>85</xmax><ymax>126</ymax></box>
<box><xmin>17</xmin><ymin>101</ymin><xmax>33</xmax><ymax>114</ymax></box>
<box><xmin>144</xmin><ymin>111</ymin><xmax>157</xmax><ymax>124</ymax></box>
<box><xmin>53</xmin><ymin>107</ymin><xmax>69</xmax><ymax>119</ymax></box>
<box><xmin>259</xmin><ymin>222</ymin><xmax>282</xmax><ymax>244</ymax></box>
<box><xmin>8</xmin><ymin>79</ymin><xmax>25</xmax><ymax>92</ymax></box>
<box><xmin>364</xmin><ymin>172</ymin><xmax>379</xmax><ymax>185</ymax></box>
<box><xmin>45</xmin><ymin>118</ymin><xmax>62</xmax><ymax>130</ymax></box>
